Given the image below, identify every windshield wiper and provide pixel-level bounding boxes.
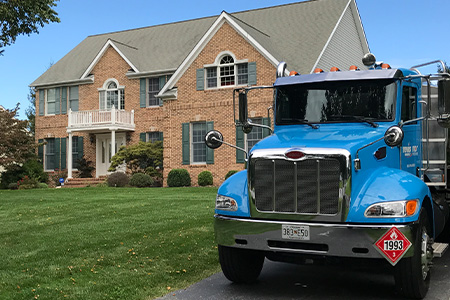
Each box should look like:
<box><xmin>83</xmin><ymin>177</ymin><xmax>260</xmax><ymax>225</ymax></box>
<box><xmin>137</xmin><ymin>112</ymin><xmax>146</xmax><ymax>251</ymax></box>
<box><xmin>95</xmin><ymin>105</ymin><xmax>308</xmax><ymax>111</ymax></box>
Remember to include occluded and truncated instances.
<box><xmin>281</xmin><ymin>118</ymin><xmax>319</xmax><ymax>129</ymax></box>
<box><xmin>329</xmin><ymin>115</ymin><xmax>379</xmax><ymax>128</ymax></box>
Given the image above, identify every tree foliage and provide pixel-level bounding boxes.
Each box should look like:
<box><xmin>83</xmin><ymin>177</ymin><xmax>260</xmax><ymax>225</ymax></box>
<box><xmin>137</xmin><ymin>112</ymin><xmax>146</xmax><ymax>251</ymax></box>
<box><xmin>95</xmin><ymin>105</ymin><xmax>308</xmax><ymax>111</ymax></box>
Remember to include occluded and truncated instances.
<box><xmin>25</xmin><ymin>87</ymin><xmax>35</xmax><ymax>135</ymax></box>
<box><xmin>0</xmin><ymin>104</ymin><xmax>34</xmax><ymax>168</ymax></box>
<box><xmin>0</xmin><ymin>0</ymin><xmax>60</xmax><ymax>54</ymax></box>
<box><xmin>438</xmin><ymin>61</ymin><xmax>450</xmax><ymax>74</ymax></box>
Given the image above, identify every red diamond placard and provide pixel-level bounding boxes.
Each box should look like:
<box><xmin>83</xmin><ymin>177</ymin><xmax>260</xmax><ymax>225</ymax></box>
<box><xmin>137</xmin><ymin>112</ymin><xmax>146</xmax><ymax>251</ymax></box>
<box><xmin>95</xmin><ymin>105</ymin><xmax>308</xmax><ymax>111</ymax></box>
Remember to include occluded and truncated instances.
<box><xmin>374</xmin><ymin>227</ymin><xmax>412</xmax><ymax>266</ymax></box>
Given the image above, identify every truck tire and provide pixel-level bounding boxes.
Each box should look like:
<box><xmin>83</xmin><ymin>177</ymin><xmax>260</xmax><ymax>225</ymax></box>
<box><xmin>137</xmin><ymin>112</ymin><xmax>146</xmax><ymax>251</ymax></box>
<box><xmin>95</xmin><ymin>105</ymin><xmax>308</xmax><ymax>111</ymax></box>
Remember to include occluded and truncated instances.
<box><xmin>394</xmin><ymin>210</ymin><xmax>433</xmax><ymax>299</ymax></box>
<box><xmin>218</xmin><ymin>245</ymin><xmax>265</xmax><ymax>283</ymax></box>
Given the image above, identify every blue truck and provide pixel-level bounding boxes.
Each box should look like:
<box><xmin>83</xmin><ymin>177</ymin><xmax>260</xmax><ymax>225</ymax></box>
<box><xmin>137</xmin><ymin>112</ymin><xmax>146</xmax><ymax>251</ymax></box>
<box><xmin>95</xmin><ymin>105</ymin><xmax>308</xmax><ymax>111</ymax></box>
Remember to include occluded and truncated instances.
<box><xmin>205</xmin><ymin>53</ymin><xmax>450</xmax><ymax>299</ymax></box>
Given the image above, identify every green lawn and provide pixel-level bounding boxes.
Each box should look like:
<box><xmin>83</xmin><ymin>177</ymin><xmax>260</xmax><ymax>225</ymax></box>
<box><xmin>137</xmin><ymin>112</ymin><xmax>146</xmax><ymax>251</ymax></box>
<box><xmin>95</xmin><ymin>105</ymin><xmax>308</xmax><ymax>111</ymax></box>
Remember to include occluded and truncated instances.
<box><xmin>0</xmin><ymin>187</ymin><xmax>220</xmax><ymax>299</ymax></box>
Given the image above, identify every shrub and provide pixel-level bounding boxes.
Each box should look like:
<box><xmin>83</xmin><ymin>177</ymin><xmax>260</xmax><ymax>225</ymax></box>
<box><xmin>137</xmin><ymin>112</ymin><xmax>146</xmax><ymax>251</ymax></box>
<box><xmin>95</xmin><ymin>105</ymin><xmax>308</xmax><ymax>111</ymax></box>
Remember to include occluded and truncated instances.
<box><xmin>18</xmin><ymin>176</ymin><xmax>39</xmax><ymax>189</ymax></box>
<box><xmin>107</xmin><ymin>172</ymin><xmax>129</xmax><ymax>187</ymax></box>
<box><xmin>76</xmin><ymin>156</ymin><xmax>95</xmax><ymax>178</ymax></box>
<box><xmin>167</xmin><ymin>169</ymin><xmax>191</xmax><ymax>187</ymax></box>
<box><xmin>129</xmin><ymin>173</ymin><xmax>154</xmax><ymax>188</ymax></box>
<box><xmin>198</xmin><ymin>171</ymin><xmax>213</xmax><ymax>186</ymax></box>
<box><xmin>49</xmin><ymin>169</ymin><xmax>68</xmax><ymax>187</ymax></box>
<box><xmin>22</xmin><ymin>159</ymin><xmax>48</xmax><ymax>183</ymax></box>
<box><xmin>109</xmin><ymin>141</ymin><xmax>163</xmax><ymax>174</ymax></box>
<box><xmin>7</xmin><ymin>182</ymin><xmax>18</xmax><ymax>190</ymax></box>
<box><xmin>225</xmin><ymin>170</ymin><xmax>239</xmax><ymax>180</ymax></box>
<box><xmin>37</xmin><ymin>183</ymin><xmax>48</xmax><ymax>189</ymax></box>
<box><xmin>1</xmin><ymin>165</ymin><xmax>24</xmax><ymax>189</ymax></box>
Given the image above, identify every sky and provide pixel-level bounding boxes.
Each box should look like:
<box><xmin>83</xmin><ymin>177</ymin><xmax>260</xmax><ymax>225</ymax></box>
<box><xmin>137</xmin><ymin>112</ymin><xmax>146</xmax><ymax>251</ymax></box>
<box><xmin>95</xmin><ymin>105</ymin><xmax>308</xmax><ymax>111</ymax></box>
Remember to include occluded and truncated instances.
<box><xmin>1</xmin><ymin>0</ymin><xmax>450</xmax><ymax>119</ymax></box>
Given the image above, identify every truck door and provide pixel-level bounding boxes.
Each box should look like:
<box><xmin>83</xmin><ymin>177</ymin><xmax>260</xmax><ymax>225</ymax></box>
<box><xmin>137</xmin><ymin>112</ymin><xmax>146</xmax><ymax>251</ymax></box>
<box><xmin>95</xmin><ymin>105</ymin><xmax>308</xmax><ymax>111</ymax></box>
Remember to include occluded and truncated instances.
<box><xmin>400</xmin><ymin>83</ymin><xmax>421</xmax><ymax>176</ymax></box>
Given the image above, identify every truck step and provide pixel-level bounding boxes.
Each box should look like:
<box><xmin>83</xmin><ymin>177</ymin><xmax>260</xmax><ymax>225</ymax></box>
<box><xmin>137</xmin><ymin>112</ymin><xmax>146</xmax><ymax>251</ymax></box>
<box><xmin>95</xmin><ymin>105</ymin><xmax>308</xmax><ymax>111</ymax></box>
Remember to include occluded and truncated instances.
<box><xmin>432</xmin><ymin>242</ymin><xmax>449</xmax><ymax>257</ymax></box>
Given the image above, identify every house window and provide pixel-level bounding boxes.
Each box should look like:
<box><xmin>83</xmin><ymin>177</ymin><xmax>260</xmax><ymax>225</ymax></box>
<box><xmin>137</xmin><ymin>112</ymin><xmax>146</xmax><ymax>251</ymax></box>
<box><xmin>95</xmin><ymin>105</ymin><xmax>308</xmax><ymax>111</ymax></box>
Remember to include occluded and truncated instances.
<box><xmin>99</xmin><ymin>80</ymin><xmax>125</xmax><ymax>110</ymax></box>
<box><xmin>69</xmin><ymin>86</ymin><xmax>79</xmax><ymax>111</ymax></box>
<box><xmin>45</xmin><ymin>138</ymin><xmax>55</xmax><ymax>170</ymax></box>
<box><xmin>246</xmin><ymin>118</ymin><xmax>263</xmax><ymax>151</ymax></box>
<box><xmin>148</xmin><ymin>78</ymin><xmax>161</xmax><ymax>106</ymax></box>
<box><xmin>72</xmin><ymin>137</ymin><xmax>79</xmax><ymax>169</ymax></box>
<box><xmin>204</xmin><ymin>54</ymin><xmax>250</xmax><ymax>89</ymax></box>
<box><xmin>46</xmin><ymin>88</ymin><xmax>57</xmax><ymax>115</ymax></box>
<box><xmin>191</xmin><ymin>122</ymin><xmax>207</xmax><ymax>163</ymax></box>
<box><xmin>147</xmin><ymin>132</ymin><xmax>162</xmax><ymax>143</ymax></box>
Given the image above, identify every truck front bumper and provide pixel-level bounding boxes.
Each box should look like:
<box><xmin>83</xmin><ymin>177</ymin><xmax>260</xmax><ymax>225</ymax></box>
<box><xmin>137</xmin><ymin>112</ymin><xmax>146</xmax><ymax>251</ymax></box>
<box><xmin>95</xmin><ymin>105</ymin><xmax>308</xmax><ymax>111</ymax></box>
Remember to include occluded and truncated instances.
<box><xmin>215</xmin><ymin>214</ymin><xmax>418</xmax><ymax>259</ymax></box>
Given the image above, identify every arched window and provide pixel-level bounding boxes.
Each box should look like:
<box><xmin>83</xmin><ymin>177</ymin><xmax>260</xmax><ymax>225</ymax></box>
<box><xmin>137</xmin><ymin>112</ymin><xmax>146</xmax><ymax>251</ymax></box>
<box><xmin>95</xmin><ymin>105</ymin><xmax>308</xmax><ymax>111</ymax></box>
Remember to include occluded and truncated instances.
<box><xmin>205</xmin><ymin>53</ymin><xmax>249</xmax><ymax>89</ymax></box>
<box><xmin>99</xmin><ymin>79</ymin><xmax>125</xmax><ymax>110</ymax></box>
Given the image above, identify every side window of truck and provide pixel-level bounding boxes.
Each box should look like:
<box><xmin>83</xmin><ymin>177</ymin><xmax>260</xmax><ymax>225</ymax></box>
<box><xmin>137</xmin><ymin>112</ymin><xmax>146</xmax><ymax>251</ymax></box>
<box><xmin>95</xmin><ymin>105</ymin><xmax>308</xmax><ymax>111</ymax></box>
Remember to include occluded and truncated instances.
<box><xmin>401</xmin><ymin>86</ymin><xmax>417</xmax><ymax>123</ymax></box>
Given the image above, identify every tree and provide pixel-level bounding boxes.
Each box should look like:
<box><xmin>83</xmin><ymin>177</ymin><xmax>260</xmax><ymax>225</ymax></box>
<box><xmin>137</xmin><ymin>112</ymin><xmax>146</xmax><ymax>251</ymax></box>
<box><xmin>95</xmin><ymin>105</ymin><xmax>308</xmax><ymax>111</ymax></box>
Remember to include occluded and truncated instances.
<box><xmin>0</xmin><ymin>104</ymin><xmax>34</xmax><ymax>168</ymax></box>
<box><xmin>438</xmin><ymin>61</ymin><xmax>450</xmax><ymax>74</ymax></box>
<box><xmin>25</xmin><ymin>87</ymin><xmax>35</xmax><ymax>136</ymax></box>
<box><xmin>0</xmin><ymin>0</ymin><xmax>60</xmax><ymax>54</ymax></box>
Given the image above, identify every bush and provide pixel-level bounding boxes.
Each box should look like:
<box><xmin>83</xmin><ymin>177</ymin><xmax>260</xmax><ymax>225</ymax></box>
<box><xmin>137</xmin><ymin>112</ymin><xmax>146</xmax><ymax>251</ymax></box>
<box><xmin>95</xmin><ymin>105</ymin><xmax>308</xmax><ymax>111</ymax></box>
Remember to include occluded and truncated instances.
<box><xmin>129</xmin><ymin>173</ymin><xmax>154</xmax><ymax>188</ymax></box>
<box><xmin>22</xmin><ymin>159</ymin><xmax>48</xmax><ymax>183</ymax></box>
<box><xmin>7</xmin><ymin>182</ymin><xmax>18</xmax><ymax>190</ymax></box>
<box><xmin>198</xmin><ymin>171</ymin><xmax>213</xmax><ymax>186</ymax></box>
<box><xmin>107</xmin><ymin>172</ymin><xmax>129</xmax><ymax>187</ymax></box>
<box><xmin>225</xmin><ymin>170</ymin><xmax>238</xmax><ymax>180</ymax></box>
<box><xmin>49</xmin><ymin>169</ymin><xmax>68</xmax><ymax>187</ymax></box>
<box><xmin>76</xmin><ymin>156</ymin><xmax>95</xmax><ymax>178</ymax></box>
<box><xmin>18</xmin><ymin>176</ymin><xmax>39</xmax><ymax>189</ymax></box>
<box><xmin>37</xmin><ymin>183</ymin><xmax>48</xmax><ymax>189</ymax></box>
<box><xmin>167</xmin><ymin>169</ymin><xmax>191</xmax><ymax>187</ymax></box>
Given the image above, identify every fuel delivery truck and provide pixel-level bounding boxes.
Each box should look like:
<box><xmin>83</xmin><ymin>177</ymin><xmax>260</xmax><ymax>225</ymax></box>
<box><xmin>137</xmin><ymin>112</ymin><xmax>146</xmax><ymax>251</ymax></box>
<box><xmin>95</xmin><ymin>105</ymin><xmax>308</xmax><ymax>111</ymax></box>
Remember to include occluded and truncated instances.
<box><xmin>204</xmin><ymin>53</ymin><xmax>450</xmax><ymax>299</ymax></box>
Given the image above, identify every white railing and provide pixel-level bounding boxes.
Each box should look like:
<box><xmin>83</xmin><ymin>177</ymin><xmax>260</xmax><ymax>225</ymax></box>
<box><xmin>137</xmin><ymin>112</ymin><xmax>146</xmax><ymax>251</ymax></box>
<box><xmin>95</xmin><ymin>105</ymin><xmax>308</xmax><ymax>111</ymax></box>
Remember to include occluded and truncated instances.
<box><xmin>68</xmin><ymin>107</ymin><xmax>135</xmax><ymax>128</ymax></box>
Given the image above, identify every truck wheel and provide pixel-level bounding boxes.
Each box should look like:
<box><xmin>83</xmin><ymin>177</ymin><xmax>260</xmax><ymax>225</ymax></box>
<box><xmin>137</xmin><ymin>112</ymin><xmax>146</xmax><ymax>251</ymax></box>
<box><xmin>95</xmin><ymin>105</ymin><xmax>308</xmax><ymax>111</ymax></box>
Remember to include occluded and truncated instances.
<box><xmin>394</xmin><ymin>210</ymin><xmax>433</xmax><ymax>299</ymax></box>
<box><xmin>218</xmin><ymin>245</ymin><xmax>265</xmax><ymax>283</ymax></box>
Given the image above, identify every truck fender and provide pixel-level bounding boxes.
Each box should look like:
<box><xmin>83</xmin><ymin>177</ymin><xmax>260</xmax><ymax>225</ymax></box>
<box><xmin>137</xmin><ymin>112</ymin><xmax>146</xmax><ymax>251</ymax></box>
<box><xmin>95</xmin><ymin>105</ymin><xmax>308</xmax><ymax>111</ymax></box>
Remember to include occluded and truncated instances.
<box><xmin>216</xmin><ymin>170</ymin><xmax>250</xmax><ymax>217</ymax></box>
<box><xmin>348</xmin><ymin>167</ymin><xmax>433</xmax><ymax>230</ymax></box>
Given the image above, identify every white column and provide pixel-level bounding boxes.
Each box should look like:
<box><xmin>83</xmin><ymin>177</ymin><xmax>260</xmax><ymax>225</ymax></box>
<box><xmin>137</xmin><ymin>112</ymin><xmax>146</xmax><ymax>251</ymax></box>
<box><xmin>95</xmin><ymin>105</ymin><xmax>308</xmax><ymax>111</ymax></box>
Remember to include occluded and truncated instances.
<box><xmin>111</xmin><ymin>130</ymin><xmax>116</xmax><ymax>158</ymax></box>
<box><xmin>67</xmin><ymin>132</ymin><xmax>73</xmax><ymax>179</ymax></box>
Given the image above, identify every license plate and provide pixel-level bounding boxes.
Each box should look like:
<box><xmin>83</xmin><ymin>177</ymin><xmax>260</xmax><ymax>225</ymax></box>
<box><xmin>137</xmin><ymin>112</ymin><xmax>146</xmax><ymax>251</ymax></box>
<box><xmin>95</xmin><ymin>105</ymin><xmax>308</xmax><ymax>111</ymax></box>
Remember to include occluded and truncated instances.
<box><xmin>282</xmin><ymin>225</ymin><xmax>310</xmax><ymax>240</ymax></box>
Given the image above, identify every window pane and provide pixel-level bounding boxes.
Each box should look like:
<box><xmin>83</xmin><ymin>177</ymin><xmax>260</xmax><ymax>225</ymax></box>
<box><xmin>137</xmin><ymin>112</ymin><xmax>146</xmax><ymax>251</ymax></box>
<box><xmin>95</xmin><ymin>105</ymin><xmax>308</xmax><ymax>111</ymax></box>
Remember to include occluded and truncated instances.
<box><xmin>108</xmin><ymin>82</ymin><xmax>117</xmax><ymax>89</ymax></box>
<box><xmin>47</xmin><ymin>88</ymin><xmax>56</xmax><ymax>114</ymax></box>
<box><xmin>220</xmin><ymin>65</ymin><xmax>235</xmax><ymax>86</ymax></box>
<box><xmin>247</xmin><ymin>118</ymin><xmax>263</xmax><ymax>150</ymax></box>
<box><xmin>192</xmin><ymin>123</ymin><xmax>207</xmax><ymax>163</ymax></box>
<box><xmin>237</xmin><ymin>63</ymin><xmax>248</xmax><ymax>85</ymax></box>
<box><xmin>120</xmin><ymin>89</ymin><xmax>125</xmax><ymax>109</ymax></box>
<box><xmin>45</xmin><ymin>139</ymin><xmax>55</xmax><ymax>170</ymax></box>
<box><xmin>72</xmin><ymin>137</ymin><xmax>79</xmax><ymax>169</ymax></box>
<box><xmin>148</xmin><ymin>78</ymin><xmax>160</xmax><ymax>106</ymax></box>
<box><xmin>206</xmin><ymin>68</ymin><xmax>217</xmax><ymax>88</ymax></box>
<box><xmin>220</xmin><ymin>55</ymin><xmax>234</xmax><ymax>64</ymax></box>
<box><xmin>147</xmin><ymin>132</ymin><xmax>161</xmax><ymax>143</ymax></box>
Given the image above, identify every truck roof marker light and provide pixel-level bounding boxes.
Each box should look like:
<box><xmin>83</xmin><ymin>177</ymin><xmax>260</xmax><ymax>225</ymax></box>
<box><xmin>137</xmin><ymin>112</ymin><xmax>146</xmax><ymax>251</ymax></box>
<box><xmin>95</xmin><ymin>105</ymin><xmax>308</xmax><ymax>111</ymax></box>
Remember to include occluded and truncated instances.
<box><xmin>349</xmin><ymin>65</ymin><xmax>360</xmax><ymax>71</ymax></box>
<box><xmin>330</xmin><ymin>67</ymin><xmax>340</xmax><ymax>72</ymax></box>
<box><xmin>381</xmin><ymin>63</ymin><xmax>391</xmax><ymax>70</ymax></box>
<box><xmin>289</xmin><ymin>71</ymin><xmax>299</xmax><ymax>76</ymax></box>
<box><xmin>313</xmin><ymin>68</ymin><xmax>324</xmax><ymax>74</ymax></box>
<box><xmin>285</xmin><ymin>149</ymin><xmax>305</xmax><ymax>160</ymax></box>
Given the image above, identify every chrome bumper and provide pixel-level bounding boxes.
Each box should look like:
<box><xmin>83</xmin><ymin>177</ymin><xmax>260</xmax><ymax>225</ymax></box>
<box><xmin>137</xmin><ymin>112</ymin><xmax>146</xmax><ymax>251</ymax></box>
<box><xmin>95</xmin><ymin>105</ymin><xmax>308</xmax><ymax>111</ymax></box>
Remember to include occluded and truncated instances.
<box><xmin>214</xmin><ymin>215</ymin><xmax>417</xmax><ymax>259</ymax></box>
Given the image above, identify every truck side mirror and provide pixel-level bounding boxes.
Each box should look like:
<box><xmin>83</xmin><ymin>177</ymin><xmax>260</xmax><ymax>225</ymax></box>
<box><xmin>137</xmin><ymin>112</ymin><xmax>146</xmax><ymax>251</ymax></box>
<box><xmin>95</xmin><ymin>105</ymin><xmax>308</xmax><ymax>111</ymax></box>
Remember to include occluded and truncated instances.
<box><xmin>238</xmin><ymin>92</ymin><xmax>248</xmax><ymax>125</ymax></box>
<box><xmin>437</xmin><ymin>78</ymin><xmax>450</xmax><ymax>128</ymax></box>
<box><xmin>384</xmin><ymin>126</ymin><xmax>404</xmax><ymax>147</ymax></box>
<box><xmin>205</xmin><ymin>130</ymin><xmax>223</xmax><ymax>149</ymax></box>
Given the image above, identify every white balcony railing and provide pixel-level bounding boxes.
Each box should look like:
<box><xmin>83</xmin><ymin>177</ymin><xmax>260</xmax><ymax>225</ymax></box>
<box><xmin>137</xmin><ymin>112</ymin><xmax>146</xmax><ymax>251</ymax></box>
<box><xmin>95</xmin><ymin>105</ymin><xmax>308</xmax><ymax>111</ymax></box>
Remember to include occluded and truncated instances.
<box><xmin>68</xmin><ymin>107</ymin><xmax>135</xmax><ymax>130</ymax></box>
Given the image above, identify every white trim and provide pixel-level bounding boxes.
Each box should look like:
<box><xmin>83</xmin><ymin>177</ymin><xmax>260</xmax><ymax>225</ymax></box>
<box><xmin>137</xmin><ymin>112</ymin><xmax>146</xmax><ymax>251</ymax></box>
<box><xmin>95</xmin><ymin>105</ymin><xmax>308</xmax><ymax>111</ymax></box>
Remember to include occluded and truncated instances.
<box><xmin>310</xmin><ymin>0</ymin><xmax>351</xmax><ymax>74</ymax></box>
<box><xmin>81</xmin><ymin>39</ymin><xmax>139</xmax><ymax>79</ymax></box>
<box><xmin>30</xmin><ymin>77</ymin><xmax>94</xmax><ymax>89</ymax></box>
<box><xmin>158</xmin><ymin>12</ymin><xmax>283</xmax><ymax>97</ymax></box>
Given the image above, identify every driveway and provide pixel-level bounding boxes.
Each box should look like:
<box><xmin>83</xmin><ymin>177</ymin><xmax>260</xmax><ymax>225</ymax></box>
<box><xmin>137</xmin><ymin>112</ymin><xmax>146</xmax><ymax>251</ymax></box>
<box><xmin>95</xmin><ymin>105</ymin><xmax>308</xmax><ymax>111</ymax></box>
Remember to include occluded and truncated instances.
<box><xmin>158</xmin><ymin>252</ymin><xmax>450</xmax><ymax>300</ymax></box>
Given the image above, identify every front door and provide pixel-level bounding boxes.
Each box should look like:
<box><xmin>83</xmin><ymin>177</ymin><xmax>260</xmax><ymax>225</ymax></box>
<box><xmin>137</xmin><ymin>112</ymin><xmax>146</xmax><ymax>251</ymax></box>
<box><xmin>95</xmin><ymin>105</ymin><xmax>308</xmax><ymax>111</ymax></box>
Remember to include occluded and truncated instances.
<box><xmin>96</xmin><ymin>133</ymin><xmax>126</xmax><ymax>177</ymax></box>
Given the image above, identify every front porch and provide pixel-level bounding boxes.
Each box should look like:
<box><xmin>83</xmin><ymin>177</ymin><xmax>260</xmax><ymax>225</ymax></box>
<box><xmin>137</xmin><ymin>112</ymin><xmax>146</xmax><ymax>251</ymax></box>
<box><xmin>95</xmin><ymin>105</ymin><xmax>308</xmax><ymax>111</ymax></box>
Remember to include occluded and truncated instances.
<box><xmin>67</xmin><ymin>107</ymin><xmax>135</xmax><ymax>178</ymax></box>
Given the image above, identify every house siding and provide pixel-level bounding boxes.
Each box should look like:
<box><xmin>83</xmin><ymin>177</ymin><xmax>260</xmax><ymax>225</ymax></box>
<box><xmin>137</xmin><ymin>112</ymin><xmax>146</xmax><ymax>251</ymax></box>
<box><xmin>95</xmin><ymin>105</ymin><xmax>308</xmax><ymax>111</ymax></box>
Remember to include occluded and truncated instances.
<box><xmin>316</xmin><ymin>5</ymin><xmax>368</xmax><ymax>72</ymax></box>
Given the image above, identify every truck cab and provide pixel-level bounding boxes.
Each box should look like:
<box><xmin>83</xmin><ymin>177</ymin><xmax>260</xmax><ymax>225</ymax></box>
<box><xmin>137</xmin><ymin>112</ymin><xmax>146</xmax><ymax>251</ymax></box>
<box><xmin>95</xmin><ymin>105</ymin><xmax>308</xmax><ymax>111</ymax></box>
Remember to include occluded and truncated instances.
<box><xmin>205</xmin><ymin>54</ymin><xmax>450</xmax><ymax>299</ymax></box>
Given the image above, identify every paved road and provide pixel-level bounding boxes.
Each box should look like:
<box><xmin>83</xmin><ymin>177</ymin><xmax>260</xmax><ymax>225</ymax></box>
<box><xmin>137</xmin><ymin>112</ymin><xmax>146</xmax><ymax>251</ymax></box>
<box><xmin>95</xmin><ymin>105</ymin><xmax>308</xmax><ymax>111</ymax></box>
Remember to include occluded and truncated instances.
<box><xmin>158</xmin><ymin>252</ymin><xmax>450</xmax><ymax>300</ymax></box>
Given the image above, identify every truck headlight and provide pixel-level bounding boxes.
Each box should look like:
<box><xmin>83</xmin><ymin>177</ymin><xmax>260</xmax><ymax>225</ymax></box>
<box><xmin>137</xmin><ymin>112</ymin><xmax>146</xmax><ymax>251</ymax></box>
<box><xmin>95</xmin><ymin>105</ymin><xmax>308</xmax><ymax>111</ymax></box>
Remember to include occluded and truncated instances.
<box><xmin>364</xmin><ymin>200</ymin><xmax>418</xmax><ymax>218</ymax></box>
<box><xmin>216</xmin><ymin>195</ymin><xmax>238</xmax><ymax>211</ymax></box>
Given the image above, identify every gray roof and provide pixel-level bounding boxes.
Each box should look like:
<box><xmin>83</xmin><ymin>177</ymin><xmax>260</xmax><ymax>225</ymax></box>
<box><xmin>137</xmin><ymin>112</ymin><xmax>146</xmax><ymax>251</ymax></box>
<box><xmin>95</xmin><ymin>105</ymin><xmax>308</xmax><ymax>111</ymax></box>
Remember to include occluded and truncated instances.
<box><xmin>31</xmin><ymin>0</ymin><xmax>352</xmax><ymax>87</ymax></box>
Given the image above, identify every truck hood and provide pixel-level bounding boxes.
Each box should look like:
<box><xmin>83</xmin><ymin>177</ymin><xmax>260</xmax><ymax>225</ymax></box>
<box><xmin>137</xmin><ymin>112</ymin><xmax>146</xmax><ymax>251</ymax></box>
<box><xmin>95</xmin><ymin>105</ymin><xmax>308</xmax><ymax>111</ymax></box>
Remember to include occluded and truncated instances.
<box><xmin>252</xmin><ymin>124</ymin><xmax>389</xmax><ymax>156</ymax></box>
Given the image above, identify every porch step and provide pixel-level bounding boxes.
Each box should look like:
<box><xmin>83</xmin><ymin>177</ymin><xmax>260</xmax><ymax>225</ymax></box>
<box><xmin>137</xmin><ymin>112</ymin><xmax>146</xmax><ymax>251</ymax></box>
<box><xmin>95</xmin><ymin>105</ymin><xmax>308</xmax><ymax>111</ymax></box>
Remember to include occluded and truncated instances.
<box><xmin>432</xmin><ymin>242</ymin><xmax>449</xmax><ymax>258</ymax></box>
<box><xmin>63</xmin><ymin>176</ymin><xmax>107</xmax><ymax>188</ymax></box>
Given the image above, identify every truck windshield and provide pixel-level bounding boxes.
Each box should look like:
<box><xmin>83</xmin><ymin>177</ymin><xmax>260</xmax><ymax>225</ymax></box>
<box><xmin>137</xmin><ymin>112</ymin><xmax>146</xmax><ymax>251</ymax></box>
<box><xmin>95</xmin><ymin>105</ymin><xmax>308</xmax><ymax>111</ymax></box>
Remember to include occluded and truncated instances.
<box><xmin>275</xmin><ymin>79</ymin><xmax>397</xmax><ymax>125</ymax></box>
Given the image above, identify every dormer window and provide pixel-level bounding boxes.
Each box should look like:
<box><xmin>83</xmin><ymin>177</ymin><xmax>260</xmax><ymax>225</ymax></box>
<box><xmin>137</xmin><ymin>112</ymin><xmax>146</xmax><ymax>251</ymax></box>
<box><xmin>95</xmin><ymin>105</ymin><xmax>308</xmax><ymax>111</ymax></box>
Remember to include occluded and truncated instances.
<box><xmin>199</xmin><ymin>52</ymin><xmax>256</xmax><ymax>90</ymax></box>
<box><xmin>99</xmin><ymin>79</ymin><xmax>125</xmax><ymax>110</ymax></box>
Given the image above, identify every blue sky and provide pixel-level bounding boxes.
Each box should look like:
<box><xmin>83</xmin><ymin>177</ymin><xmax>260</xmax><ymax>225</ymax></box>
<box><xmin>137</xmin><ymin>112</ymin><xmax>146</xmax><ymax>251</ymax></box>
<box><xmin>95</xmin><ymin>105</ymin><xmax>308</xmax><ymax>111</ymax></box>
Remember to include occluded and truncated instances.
<box><xmin>1</xmin><ymin>0</ymin><xmax>449</xmax><ymax>119</ymax></box>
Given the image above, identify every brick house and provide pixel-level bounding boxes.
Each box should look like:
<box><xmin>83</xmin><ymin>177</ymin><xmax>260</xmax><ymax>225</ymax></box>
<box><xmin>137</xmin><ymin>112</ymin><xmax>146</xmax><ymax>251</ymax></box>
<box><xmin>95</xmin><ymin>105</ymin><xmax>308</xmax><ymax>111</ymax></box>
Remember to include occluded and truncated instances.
<box><xmin>31</xmin><ymin>0</ymin><xmax>369</xmax><ymax>186</ymax></box>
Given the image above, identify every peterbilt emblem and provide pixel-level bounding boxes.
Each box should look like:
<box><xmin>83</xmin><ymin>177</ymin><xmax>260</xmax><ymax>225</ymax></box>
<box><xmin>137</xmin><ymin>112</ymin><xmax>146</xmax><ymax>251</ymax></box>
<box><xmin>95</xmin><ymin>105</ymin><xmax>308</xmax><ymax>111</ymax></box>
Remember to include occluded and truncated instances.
<box><xmin>285</xmin><ymin>149</ymin><xmax>305</xmax><ymax>160</ymax></box>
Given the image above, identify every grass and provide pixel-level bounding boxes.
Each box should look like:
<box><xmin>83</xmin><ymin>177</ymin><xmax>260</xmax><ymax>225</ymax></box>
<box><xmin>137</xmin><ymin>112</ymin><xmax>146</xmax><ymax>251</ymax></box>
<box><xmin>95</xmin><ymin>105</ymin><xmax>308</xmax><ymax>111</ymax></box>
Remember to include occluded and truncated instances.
<box><xmin>0</xmin><ymin>187</ymin><xmax>220</xmax><ymax>300</ymax></box>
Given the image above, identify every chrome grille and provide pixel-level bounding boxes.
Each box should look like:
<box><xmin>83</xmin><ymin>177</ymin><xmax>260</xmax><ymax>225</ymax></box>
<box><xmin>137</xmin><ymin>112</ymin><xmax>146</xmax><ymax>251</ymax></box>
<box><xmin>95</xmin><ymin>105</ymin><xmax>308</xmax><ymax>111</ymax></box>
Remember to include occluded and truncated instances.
<box><xmin>254</xmin><ymin>158</ymin><xmax>340</xmax><ymax>215</ymax></box>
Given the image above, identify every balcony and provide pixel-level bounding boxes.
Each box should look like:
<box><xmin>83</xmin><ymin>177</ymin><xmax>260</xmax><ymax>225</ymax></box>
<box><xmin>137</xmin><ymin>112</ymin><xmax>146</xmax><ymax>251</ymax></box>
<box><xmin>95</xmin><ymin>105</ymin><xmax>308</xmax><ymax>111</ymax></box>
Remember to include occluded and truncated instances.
<box><xmin>67</xmin><ymin>107</ymin><xmax>135</xmax><ymax>132</ymax></box>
